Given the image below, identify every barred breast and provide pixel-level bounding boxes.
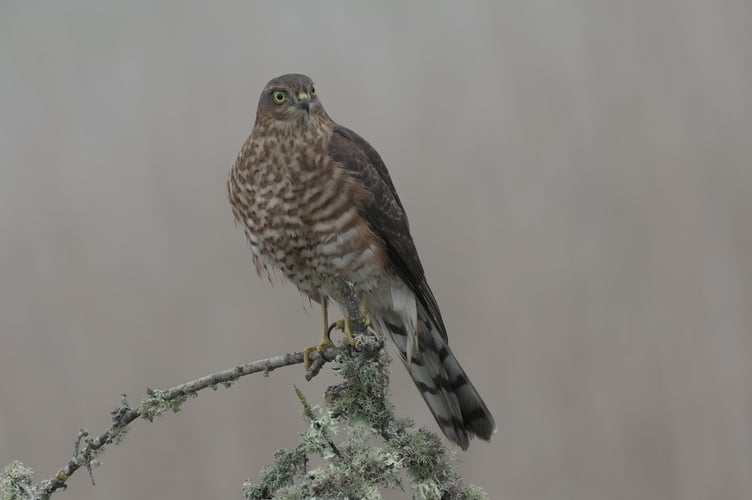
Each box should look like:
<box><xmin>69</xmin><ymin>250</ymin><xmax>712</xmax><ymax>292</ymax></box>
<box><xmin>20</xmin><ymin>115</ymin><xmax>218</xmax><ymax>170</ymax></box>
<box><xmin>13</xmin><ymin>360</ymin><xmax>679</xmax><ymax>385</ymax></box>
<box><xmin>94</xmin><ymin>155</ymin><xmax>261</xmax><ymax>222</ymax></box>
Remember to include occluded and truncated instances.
<box><xmin>228</xmin><ymin>127</ymin><xmax>387</xmax><ymax>301</ymax></box>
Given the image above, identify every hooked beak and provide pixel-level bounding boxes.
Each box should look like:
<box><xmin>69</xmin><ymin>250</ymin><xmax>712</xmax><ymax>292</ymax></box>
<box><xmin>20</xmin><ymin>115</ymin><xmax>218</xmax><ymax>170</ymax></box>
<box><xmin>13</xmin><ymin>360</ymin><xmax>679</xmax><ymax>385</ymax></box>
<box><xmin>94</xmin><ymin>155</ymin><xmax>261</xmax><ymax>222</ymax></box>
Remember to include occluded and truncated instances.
<box><xmin>296</xmin><ymin>91</ymin><xmax>310</xmax><ymax>112</ymax></box>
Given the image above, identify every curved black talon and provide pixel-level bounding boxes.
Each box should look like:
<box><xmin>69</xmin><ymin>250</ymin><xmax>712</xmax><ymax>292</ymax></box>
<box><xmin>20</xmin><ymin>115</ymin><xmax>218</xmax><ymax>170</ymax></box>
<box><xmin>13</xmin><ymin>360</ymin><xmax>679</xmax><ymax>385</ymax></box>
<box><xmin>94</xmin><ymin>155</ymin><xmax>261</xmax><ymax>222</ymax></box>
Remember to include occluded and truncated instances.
<box><xmin>327</xmin><ymin>321</ymin><xmax>339</xmax><ymax>336</ymax></box>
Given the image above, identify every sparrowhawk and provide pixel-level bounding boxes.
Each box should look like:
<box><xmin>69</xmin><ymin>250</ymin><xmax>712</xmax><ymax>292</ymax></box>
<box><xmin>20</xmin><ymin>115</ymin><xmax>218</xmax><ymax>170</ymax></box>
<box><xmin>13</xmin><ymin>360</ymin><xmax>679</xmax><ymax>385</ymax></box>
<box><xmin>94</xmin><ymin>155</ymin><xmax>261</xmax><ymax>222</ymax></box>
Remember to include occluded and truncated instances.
<box><xmin>227</xmin><ymin>73</ymin><xmax>495</xmax><ymax>449</ymax></box>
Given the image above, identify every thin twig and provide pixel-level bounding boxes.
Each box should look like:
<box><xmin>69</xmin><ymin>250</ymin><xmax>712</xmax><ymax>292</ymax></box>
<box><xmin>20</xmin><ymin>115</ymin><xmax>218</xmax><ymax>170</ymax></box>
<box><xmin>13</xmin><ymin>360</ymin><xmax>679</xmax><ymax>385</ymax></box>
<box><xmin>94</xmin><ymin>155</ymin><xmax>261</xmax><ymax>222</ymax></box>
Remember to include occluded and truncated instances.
<box><xmin>18</xmin><ymin>283</ymin><xmax>371</xmax><ymax>500</ymax></box>
<box><xmin>34</xmin><ymin>346</ymin><xmax>343</xmax><ymax>500</ymax></box>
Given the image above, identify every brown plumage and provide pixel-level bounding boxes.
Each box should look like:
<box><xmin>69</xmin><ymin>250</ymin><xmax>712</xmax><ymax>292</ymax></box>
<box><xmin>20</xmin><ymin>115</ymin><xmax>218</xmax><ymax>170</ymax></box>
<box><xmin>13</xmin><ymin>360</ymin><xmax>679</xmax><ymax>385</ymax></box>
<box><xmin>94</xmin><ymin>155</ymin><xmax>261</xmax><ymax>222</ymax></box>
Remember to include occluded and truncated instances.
<box><xmin>227</xmin><ymin>73</ymin><xmax>495</xmax><ymax>449</ymax></box>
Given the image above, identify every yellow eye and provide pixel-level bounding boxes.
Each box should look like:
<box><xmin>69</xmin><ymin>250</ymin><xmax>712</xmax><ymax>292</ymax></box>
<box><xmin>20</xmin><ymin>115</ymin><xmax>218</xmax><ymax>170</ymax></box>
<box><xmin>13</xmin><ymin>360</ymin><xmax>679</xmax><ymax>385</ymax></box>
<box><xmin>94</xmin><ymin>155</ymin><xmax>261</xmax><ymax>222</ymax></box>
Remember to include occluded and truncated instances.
<box><xmin>310</xmin><ymin>86</ymin><xmax>316</xmax><ymax>96</ymax></box>
<box><xmin>272</xmin><ymin>91</ymin><xmax>287</xmax><ymax>104</ymax></box>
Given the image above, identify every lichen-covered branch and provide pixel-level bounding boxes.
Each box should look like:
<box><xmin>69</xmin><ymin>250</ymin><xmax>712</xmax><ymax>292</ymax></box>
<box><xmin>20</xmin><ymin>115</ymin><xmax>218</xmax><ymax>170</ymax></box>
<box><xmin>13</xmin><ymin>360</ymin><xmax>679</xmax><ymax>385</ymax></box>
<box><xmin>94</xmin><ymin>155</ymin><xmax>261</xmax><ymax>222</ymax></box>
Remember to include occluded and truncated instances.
<box><xmin>243</xmin><ymin>324</ymin><xmax>488</xmax><ymax>499</ymax></box>
<box><xmin>1</xmin><ymin>280</ymin><xmax>488</xmax><ymax>500</ymax></box>
<box><xmin>0</xmin><ymin>346</ymin><xmax>343</xmax><ymax>500</ymax></box>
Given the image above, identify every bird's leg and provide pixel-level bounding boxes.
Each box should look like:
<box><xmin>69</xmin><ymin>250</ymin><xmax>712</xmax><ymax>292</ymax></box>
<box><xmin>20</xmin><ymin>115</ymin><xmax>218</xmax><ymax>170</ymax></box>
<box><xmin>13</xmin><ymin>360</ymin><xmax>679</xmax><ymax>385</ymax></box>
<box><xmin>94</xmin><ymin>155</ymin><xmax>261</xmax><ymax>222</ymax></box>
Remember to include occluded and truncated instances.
<box><xmin>303</xmin><ymin>298</ymin><xmax>372</xmax><ymax>369</ymax></box>
<box><xmin>303</xmin><ymin>296</ymin><xmax>335</xmax><ymax>369</ymax></box>
<box><xmin>332</xmin><ymin>302</ymin><xmax>371</xmax><ymax>346</ymax></box>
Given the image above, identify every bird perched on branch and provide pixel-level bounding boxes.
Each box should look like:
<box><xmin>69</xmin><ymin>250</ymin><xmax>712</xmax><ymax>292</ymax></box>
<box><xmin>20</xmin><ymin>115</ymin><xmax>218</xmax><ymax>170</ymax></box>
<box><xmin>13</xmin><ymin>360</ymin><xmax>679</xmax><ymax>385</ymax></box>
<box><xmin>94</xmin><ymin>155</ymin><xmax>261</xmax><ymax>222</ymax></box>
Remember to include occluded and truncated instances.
<box><xmin>227</xmin><ymin>73</ymin><xmax>495</xmax><ymax>449</ymax></box>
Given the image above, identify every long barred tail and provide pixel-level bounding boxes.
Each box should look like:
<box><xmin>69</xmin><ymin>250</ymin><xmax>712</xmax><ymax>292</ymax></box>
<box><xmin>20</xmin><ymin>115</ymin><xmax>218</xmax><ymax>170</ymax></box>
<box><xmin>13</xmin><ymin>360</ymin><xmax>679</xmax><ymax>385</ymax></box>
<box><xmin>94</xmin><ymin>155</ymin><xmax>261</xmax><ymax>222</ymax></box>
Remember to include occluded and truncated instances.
<box><xmin>374</xmin><ymin>305</ymin><xmax>496</xmax><ymax>450</ymax></box>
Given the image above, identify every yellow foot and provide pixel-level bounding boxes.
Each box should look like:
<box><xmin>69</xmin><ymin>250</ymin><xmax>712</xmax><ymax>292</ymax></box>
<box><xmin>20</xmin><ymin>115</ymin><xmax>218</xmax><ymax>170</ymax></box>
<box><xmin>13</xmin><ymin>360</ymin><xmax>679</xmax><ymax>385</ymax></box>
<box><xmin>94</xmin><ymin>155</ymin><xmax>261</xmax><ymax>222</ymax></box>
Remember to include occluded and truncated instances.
<box><xmin>303</xmin><ymin>296</ymin><xmax>338</xmax><ymax>370</ymax></box>
<box><xmin>303</xmin><ymin>338</ymin><xmax>334</xmax><ymax>370</ymax></box>
<box><xmin>303</xmin><ymin>296</ymin><xmax>370</xmax><ymax>369</ymax></box>
<box><xmin>332</xmin><ymin>312</ymin><xmax>371</xmax><ymax>346</ymax></box>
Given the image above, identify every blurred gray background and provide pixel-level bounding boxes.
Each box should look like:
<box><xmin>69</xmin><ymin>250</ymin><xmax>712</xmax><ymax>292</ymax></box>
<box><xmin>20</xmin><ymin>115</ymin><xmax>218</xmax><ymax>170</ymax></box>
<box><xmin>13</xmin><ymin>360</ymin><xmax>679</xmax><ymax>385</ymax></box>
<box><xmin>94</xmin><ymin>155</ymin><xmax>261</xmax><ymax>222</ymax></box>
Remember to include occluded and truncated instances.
<box><xmin>1</xmin><ymin>1</ymin><xmax>751</xmax><ymax>499</ymax></box>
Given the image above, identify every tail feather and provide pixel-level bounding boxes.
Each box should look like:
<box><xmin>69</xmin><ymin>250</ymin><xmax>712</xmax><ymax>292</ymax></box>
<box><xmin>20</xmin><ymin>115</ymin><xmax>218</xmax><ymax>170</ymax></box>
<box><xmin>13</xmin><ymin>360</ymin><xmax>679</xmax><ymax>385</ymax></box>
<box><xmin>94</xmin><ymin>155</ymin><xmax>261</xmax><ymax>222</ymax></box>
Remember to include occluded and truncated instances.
<box><xmin>373</xmin><ymin>306</ymin><xmax>496</xmax><ymax>450</ymax></box>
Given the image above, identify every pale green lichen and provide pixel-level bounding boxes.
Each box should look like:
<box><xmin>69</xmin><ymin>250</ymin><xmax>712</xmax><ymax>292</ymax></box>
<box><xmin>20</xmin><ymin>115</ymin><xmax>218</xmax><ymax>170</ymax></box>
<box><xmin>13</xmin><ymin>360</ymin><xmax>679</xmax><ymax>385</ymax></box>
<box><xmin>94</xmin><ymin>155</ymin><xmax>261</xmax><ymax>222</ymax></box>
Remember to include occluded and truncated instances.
<box><xmin>140</xmin><ymin>390</ymin><xmax>196</xmax><ymax>421</ymax></box>
<box><xmin>242</xmin><ymin>448</ymin><xmax>307</xmax><ymax>499</ymax></box>
<box><xmin>243</xmin><ymin>336</ymin><xmax>488</xmax><ymax>499</ymax></box>
<box><xmin>1</xmin><ymin>461</ymin><xmax>36</xmax><ymax>500</ymax></box>
<box><xmin>465</xmin><ymin>484</ymin><xmax>489</xmax><ymax>500</ymax></box>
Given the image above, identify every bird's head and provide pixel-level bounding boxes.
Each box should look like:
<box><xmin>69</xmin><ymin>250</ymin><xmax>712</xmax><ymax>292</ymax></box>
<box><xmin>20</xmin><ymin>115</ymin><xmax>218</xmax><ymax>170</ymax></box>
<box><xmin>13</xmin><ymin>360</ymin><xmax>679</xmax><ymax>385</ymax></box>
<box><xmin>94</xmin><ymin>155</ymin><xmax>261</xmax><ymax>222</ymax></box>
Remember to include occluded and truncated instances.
<box><xmin>254</xmin><ymin>73</ymin><xmax>329</xmax><ymax>130</ymax></box>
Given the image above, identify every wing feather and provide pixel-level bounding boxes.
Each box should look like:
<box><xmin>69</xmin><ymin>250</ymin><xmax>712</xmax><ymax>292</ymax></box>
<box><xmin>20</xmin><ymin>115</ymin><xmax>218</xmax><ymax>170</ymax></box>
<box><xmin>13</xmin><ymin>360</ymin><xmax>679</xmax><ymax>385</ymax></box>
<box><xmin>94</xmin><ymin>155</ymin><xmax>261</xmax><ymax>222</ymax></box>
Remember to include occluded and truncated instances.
<box><xmin>328</xmin><ymin>125</ymin><xmax>448</xmax><ymax>341</ymax></box>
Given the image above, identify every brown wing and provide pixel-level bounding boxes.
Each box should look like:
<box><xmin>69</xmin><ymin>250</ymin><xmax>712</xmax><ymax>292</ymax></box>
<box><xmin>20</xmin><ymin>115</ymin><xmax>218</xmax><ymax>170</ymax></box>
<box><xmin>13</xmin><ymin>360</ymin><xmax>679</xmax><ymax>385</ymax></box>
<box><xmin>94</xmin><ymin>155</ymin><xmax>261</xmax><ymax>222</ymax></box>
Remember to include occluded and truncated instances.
<box><xmin>328</xmin><ymin>125</ymin><xmax>448</xmax><ymax>341</ymax></box>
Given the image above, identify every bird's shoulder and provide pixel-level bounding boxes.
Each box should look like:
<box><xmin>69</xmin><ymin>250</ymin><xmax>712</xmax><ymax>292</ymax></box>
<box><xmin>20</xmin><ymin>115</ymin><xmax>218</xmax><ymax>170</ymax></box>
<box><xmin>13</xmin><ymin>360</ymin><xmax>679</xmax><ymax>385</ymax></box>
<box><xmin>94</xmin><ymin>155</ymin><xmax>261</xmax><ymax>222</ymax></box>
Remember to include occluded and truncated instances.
<box><xmin>327</xmin><ymin>123</ymin><xmax>449</xmax><ymax>340</ymax></box>
<box><xmin>328</xmin><ymin>125</ymin><xmax>405</xmax><ymax>213</ymax></box>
